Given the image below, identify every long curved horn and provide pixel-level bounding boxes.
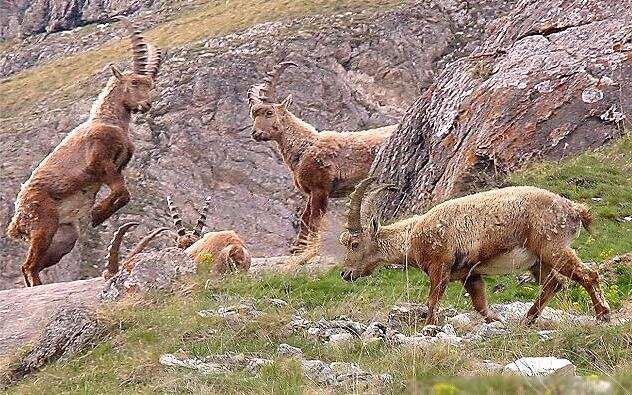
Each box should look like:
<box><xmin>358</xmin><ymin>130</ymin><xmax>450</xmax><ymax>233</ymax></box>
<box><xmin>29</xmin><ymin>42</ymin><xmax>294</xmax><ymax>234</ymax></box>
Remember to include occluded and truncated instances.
<box><xmin>117</xmin><ymin>16</ymin><xmax>148</xmax><ymax>75</ymax></box>
<box><xmin>259</xmin><ymin>61</ymin><xmax>298</xmax><ymax>102</ymax></box>
<box><xmin>166</xmin><ymin>196</ymin><xmax>186</xmax><ymax>236</ymax></box>
<box><xmin>248</xmin><ymin>84</ymin><xmax>265</xmax><ymax>110</ymax></box>
<box><xmin>145</xmin><ymin>44</ymin><xmax>163</xmax><ymax>79</ymax></box>
<box><xmin>360</xmin><ymin>183</ymin><xmax>398</xmax><ymax>228</ymax></box>
<box><xmin>105</xmin><ymin>222</ymin><xmax>139</xmax><ymax>276</ymax></box>
<box><xmin>345</xmin><ymin>177</ymin><xmax>376</xmax><ymax>233</ymax></box>
<box><xmin>194</xmin><ymin>197</ymin><xmax>211</xmax><ymax>237</ymax></box>
<box><xmin>127</xmin><ymin>227</ymin><xmax>170</xmax><ymax>259</ymax></box>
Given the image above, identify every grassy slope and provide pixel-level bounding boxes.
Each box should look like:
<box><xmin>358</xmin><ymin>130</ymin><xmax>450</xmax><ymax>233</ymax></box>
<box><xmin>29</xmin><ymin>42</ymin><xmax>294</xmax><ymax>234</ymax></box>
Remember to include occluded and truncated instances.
<box><xmin>0</xmin><ymin>0</ymin><xmax>403</xmax><ymax>120</ymax></box>
<box><xmin>5</xmin><ymin>136</ymin><xmax>632</xmax><ymax>394</ymax></box>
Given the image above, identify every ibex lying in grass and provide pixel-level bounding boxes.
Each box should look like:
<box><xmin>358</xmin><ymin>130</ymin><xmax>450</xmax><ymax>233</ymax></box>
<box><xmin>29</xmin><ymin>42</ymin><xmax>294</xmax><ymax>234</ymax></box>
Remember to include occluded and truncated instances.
<box><xmin>103</xmin><ymin>222</ymin><xmax>170</xmax><ymax>279</ymax></box>
<box><xmin>339</xmin><ymin>178</ymin><xmax>611</xmax><ymax>325</ymax></box>
<box><xmin>248</xmin><ymin>61</ymin><xmax>395</xmax><ymax>253</ymax></box>
<box><xmin>166</xmin><ymin>196</ymin><xmax>251</xmax><ymax>273</ymax></box>
<box><xmin>6</xmin><ymin>18</ymin><xmax>163</xmax><ymax>286</ymax></box>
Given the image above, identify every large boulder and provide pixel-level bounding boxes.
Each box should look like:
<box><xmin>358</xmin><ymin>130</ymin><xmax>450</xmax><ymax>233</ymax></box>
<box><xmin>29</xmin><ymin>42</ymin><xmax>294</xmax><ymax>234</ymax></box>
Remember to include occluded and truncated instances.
<box><xmin>100</xmin><ymin>247</ymin><xmax>195</xmax><ymax>301</ymax></box>
<box><xmin>372</xmin><ymin>0</ymin><xmax>632</xmax><ymax>217</ymax></box>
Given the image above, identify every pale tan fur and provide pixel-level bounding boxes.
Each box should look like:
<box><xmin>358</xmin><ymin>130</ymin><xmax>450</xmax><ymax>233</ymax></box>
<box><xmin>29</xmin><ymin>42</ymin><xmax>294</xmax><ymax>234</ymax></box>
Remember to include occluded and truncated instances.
<box><xmin>166</xmin><ymin>197</ymin><xmax>251</xmax><ymax>273</ymax></box>
<box><xmin>249</xmin><ymin>62</ymin><xmax>395</xmax><ymax>253</ymax></box>
<box><xmin>185</xmin><ymin>230</ymin><xmax>252</xmax><ymax>273</ymax></box>
<box><xmin>340</xmin><ymin>184</ymin><xmax>610</xmax><ymax>325</ymax></box>
<box><xmin>6</xmin><ymin>20</ymin><xmax>163</xmax><ymax>286</ymax></box>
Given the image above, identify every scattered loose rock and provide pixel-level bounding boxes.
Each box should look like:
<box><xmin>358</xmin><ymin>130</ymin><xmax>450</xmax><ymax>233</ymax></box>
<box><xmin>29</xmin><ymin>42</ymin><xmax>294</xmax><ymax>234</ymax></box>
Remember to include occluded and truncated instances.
<box><xmin>277</xmin><ymin>343</ymin><xmax>303</xmax><ymax>358</ymax></box>
<box><xmin>159</xmin><ymin>352</ymin><xmax>273</xmax><ymax>375</ymax></box>
<box><xmin>327</xmin><ymin>333</ymin><xmax>355</xmax><ymax>349</ymax></box>
<box><xmin>503</xmin><ymin>357</ymin><xmax>576</xmax><ymax>377</ymax></box>
<box><xmin>301</xmin><ymin>359</ymin><xmax>391</xmax><ymax>389</ymax></box>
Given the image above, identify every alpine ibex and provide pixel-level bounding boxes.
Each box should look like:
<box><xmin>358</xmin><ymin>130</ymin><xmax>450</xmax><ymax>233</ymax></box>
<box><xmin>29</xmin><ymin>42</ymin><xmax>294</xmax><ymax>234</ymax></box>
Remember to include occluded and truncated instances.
<box><xmin>166</xmin><ymin>196</ymin><xmax>251</xmax><ymax>273</ymax></box>
<box><xmin>339</xmin><ymin>178</ymin><xmax>611</xmax><ymax>325</ymax></box>
<box><xmin>103</xmin><ymin>222</ymin><xmax>170</xmax><ymax>279</ymax></box>
<box><xmin>6</xmin><ymin>18</ymin><xmax>163</xmax><ymax>286</ymax></box>
<box><xmin>248</xmin><ymin>61</ymin><xmax>395</xmax><ymax>253</ymax></box>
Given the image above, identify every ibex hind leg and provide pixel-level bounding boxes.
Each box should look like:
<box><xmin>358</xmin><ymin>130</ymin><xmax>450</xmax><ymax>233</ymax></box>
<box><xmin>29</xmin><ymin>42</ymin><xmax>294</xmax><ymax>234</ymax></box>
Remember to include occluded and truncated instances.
<box><xmin>540</xmin><ymin>248</ymin><xmax>610</xmax><ymax>322</ymax></box>
<box><xmin>22</xmin><ymin>227</ymin><xmax>57</xmax><ymax>287</ymax></box>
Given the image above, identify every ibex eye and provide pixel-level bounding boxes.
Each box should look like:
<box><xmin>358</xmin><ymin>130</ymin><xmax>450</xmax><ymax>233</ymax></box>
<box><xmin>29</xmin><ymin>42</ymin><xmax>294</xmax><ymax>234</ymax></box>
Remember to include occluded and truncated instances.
<box><xmin>265</xmin><ymin>111</ymin><xmax>274</xmax><ymax>118</ymax></box>
<box><xmin>350</xmin><ymin>241</ymin><xmax>359</xmax><ymax>251</ymax></box>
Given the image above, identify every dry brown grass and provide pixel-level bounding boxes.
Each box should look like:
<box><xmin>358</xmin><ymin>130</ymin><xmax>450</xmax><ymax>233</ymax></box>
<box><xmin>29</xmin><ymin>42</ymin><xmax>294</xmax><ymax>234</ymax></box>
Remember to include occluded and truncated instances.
<box><xmin>0</xmin><ymin>0</ymin><xmax>404</xmax><ymax>119</ymax></box>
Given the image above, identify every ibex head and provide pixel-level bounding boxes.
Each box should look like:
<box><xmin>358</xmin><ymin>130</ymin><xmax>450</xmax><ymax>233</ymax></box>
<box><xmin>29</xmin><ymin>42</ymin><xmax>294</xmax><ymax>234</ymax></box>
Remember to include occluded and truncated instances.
<box><xmin>339</xmin><ymin>177</ymin><xmax>398</xmax><ymax>281</ymax></box>
<box><xmin>110</xmin><ymin>17</ymin><xmax>164</xmax><ymax>114</ymax></box>
<box><xmin>166</xmin><ymin>196</ymin><xmax>211</xmax><ymax>249</ymax></box>
<box><xmin>248</xmin><ymin>61</ymin><xmax>298</xmax><ymax>141</ymax></box>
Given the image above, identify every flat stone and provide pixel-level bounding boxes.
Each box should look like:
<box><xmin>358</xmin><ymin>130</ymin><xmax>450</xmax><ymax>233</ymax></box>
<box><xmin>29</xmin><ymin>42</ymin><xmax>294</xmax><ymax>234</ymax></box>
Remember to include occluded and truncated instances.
<box><xmin>277</xmin><ymin>343</ymin><xmax>303</xmax><ymax>357</ymax></box>
<box><xmin>503</xmin><ymin>357</ymin><xmax>576</xmax><ymax>377</ymax></box>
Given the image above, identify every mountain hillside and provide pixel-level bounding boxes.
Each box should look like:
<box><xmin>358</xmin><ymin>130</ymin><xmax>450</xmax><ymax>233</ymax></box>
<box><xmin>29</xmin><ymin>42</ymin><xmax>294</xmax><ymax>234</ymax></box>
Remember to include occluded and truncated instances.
<box><xmin>0</xmin><ymin>0</ymin><xmax>514</xmax><ymax>289</ymax></box>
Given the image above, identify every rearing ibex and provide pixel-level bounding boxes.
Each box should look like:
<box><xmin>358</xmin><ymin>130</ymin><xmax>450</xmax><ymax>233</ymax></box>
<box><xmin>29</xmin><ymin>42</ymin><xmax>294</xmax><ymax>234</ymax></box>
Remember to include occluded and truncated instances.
<box><xmin>6</xmin><ymin>18</ymin><xmax>163</xmax><ymax>286</ymax></box>
<box><xmin>339</xmin><ymin>178</ymin><xmax>611</xmax><ymax>325</ymax></box>
<box><xmin>248</xmin><ymin>61</ymin><xmax>395</xmax><ymax>254</ymax></box>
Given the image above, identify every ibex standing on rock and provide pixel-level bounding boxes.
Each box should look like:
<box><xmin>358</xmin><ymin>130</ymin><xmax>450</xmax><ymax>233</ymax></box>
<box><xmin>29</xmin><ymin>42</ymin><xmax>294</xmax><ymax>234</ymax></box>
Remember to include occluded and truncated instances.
<box><xmin>248</xmin><ymin>61</ymin><xmax>395</xmax><ymax>254</ymax></box>
<box><xmin>339</xmin><ymin>178</ymin><xmax>611</xmax><ymax>325</ymax></box>
<box><xmin>166</xmin><ymin>196</ymin><xmax>251</xmax><ymax>274</ymax></box>
<box><xmin>6</xmin><ymin>18</ymin><xmax>163</xmax><ymax>286</ymax></box>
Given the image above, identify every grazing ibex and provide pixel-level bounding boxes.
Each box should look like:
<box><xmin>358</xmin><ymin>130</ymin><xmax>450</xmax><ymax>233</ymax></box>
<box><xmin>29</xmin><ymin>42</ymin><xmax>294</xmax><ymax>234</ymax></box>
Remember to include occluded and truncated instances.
<box><xmin>166</xmin><ymin>196</ymin><xmax>251</xmax><ymax>274</ymax></box>
<box><xmin>248</xmin><ymin>61</ymin><xmax>395</xmax><ymax>253</ymax></box>
<box><xmin>339</xmin><ymin>178</ymin><xmax>611</xmax><ymax>325</ymax></box>
<box><xmin>6</xmin><ymin>18</ymin><xmax>163</xmax><ymax>286</ymax></box>
<box><xmin>103</xmin><ymin>222</ymin><xmax>170</xmax><ymax>279</ymax></box>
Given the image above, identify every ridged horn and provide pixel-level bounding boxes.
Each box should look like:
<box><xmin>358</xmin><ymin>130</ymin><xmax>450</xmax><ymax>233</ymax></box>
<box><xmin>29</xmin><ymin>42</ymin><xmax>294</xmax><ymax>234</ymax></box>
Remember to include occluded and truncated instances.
<box><xmin>145</xmin><ymin>44</ymin><xmax>163</xmax><ymax>79</ymax></box>
<box><xmin>194</xmin><ymin>197</ymin><xmax>211</xmax><ymax>237</ymax></box>
<box><xmin>117</xmin><ymin>16</ymin><xmax>148</xmax><ymax>75</ymax></box>
<box><xmin>105</xmin><ymin>222</ymin><xmax>139</xmax><ymax>276</ymax></box>
<box><xmin>360</xmin><ymin>183</ymin><xmax>398</xmax><ymax>228</ymax></box>
<box><xmin>248</xmin><ymin>84</ymin><xmax>265</xmax><ymax>110</ymax></box>
<box><xmin>249</xmin><ymin>61</ymin><xmax>298</xmax><ymax>107</ymax></box>
<box><xmin>166</xmin><ymin>196</ymin><xmax>186</xmax><ymax>236</ymax></box>
<box><xmin>126</xmin><ymin>227</ymin><xmax>170</xmax><ymax>259</ymax></box>
<box><xmin>345</xmin><ymin>177</ymin><xmax>376</xmax><ymax>233</ymax></box>
<box><xmin>260</xmin><ymin>61</ymin><xmax>298</xmax><ymax>102</ymax></box>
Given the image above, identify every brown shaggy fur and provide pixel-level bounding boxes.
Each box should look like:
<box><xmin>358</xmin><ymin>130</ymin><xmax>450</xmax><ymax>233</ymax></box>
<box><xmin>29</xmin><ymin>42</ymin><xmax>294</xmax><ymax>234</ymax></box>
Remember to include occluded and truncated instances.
<box><xmin>249</xmin><ymin>62</ymin><xmax>395</xmax><ymax>253</ymax></box>
<box><xmin>6</xmin><ymin>21</ymin><xmax>163</xmax><ymax>286</ymax></box>
<box><xmin>340</xmin><ymin>182</ymin><xmax>611</xmax><ymax>325</ymax></box>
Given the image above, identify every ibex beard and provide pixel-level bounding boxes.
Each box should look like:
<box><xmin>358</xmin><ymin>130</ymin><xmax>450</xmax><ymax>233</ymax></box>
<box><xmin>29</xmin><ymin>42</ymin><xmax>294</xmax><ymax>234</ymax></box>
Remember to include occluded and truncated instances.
<box><xmin>339</xmin><ymin>178</ymin><xmax>611</xmax><ymax>326</ymax></box>
<box><xmin>6</xmin><ymin>18</ymin><xmax>163</xmax><ymax>287</ymax></box>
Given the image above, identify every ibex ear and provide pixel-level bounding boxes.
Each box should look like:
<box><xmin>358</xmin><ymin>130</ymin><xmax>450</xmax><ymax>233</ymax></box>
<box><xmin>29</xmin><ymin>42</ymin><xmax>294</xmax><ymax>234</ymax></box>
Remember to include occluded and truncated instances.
<box><xmin>110</xmin><ymin>65</ymin><xmax>124</xmax><ymax>80</ymax></box>
<box><xmin>370</xmin><ymin>216</ymin><xmax>381</xmax><ymax>237</ymax></box>
<box><xmin>281</xmin><ymin>94</ymin><xmax>293</xmax><ymax>110</ymax></box>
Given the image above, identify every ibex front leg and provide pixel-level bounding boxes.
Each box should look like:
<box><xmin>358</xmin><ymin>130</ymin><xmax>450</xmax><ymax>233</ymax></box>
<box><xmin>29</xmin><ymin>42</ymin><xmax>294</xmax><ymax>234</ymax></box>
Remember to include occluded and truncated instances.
<box><xmin>91</xmin><ymin>162</ymin><xmax>131</xmax><ymax>227</ymax></box>
<box><xmin>290</xmin><ymin>197</ymin><xmax>312</xmax><ymax>254</ymax></box>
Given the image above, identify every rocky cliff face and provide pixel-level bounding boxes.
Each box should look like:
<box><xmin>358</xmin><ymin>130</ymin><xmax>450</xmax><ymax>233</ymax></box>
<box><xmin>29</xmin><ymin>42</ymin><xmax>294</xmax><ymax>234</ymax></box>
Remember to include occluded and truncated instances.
<box><xmin>372</xmin><ymin>0</ymin><xmax>632</xmax><ymax>217</ymax></box>
<box><xmin>0</xmin><ymin>1</ymin><xmax>513</xmax><ymax>289</ymax></box>
<box><xmin>0</xmin><ymin>0</ymin><xmax>153</xmax><ymax>40</ymax></box>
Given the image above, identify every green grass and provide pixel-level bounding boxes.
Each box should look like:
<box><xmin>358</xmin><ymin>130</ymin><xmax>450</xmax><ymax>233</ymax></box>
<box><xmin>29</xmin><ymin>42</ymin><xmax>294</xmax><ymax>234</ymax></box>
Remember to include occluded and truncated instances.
<box><xmin>508</xmin><ymin>134</ymin><xmax>632</xmax><ymax>262</ymax></box>
<box><xmin>0</xmin><ymin>0</ymin><xmax>404</xmax><ymax>120</ymax></box>
<box><xmin>3</xmin><ymin>126</ymin><xmax>631</xmax><ymax>395</ymax></box>
<box><xmin>4</xmin><ymin>262</ymin><xmax>632</xmax><ymax>394</ymax></box>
